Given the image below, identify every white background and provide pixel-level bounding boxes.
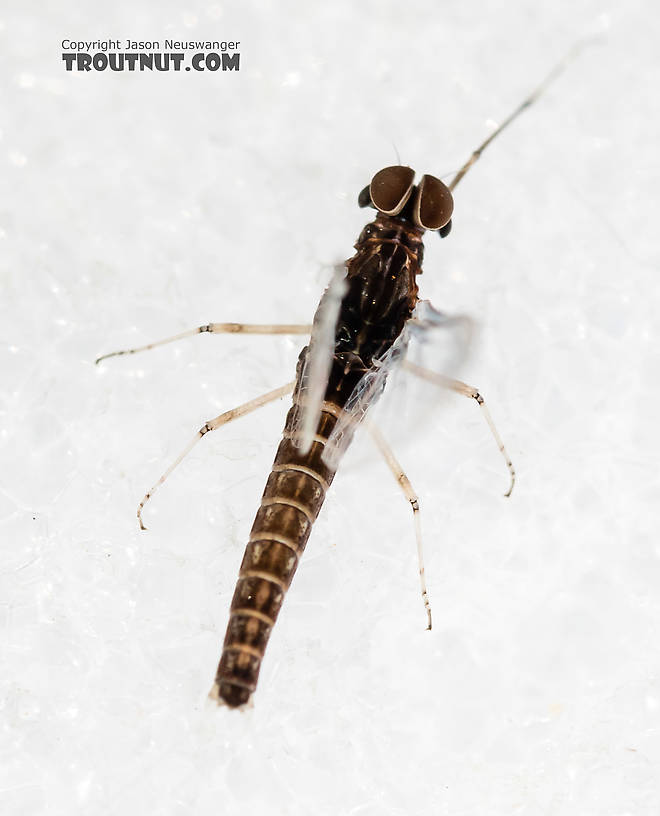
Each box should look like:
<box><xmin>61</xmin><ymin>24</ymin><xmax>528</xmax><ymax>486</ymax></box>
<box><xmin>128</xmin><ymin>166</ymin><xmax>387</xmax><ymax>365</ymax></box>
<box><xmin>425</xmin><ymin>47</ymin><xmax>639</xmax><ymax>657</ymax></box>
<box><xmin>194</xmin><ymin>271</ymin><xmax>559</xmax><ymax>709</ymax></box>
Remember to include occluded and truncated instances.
<box><xmin>2</xmin><ymin>0</ymin><xmax>659</xmax><ymax>814</ymax></box>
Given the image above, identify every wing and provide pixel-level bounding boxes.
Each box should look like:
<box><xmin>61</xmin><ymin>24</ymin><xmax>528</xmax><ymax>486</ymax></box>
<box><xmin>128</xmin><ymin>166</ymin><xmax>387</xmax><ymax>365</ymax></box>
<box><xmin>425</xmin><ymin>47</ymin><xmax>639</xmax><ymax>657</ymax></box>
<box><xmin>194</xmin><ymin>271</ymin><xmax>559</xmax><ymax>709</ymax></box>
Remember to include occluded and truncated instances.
<box><xmin>321</xmin><ymin>299</ymin><xmax>474</xmax><ymax>468</ymax></box>
<box><xmin>372</xmin><ymin>298</ymin><xmax>475</xmax><ymax>452</ymax></box>
<box><xmin>320</xmin><ymin>327</ymin><xmax>410</xmax><ymax>470</ymax></box>
<box><xmin>406</xmin><ymin>299</ymin><xmax>473</xmax><ymax>373</ymax></box>
<box><xmin>291</xmin><ymin>265</ymin><xmax>348</xmax><ymax>454</ymax></box>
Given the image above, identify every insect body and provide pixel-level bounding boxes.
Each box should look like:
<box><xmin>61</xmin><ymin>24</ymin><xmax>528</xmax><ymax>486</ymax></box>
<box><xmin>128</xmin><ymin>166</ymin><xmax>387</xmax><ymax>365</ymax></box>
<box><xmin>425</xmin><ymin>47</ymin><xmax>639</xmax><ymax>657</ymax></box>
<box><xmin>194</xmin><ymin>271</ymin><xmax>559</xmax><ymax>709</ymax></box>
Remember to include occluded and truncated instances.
<box><xmin>211</xmin><ymin>169</ymin><xmax>454</xmax><ymax>707</ymax></box>
<box><xmin>96</xmin><ymin>51</ymin><xmax>581</xmax><ymax>708</ymax></box>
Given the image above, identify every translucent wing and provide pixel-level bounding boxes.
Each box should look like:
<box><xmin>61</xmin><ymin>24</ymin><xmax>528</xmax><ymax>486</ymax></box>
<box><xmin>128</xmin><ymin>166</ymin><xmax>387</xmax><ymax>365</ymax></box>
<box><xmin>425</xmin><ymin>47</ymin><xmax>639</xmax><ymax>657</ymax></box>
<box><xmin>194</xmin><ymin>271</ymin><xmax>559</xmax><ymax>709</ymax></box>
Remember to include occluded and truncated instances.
<box><xmin>372</xmin><ymin>298</ymin><xmax>475</xmax><ymax>452</ymax></box>
<box><xmin>292</xmin><ymin>265</ymin><xmax>348</xmax><ymax>454</ymax></box>
<box><xmin>406</xmin><ymin>299</ymin><xmax>473</xmax><ymax>372</ymax></box>
<box><xmin>321</xmin><ymin>327</ymin><xmax>410</xmax><ymax>470</ymax></box>
<box><xmin>323</xmin><ymin>299</ymin><xmax>475</xmax><ymax>469</ymax></box>
<box><xmin>296</xmin><ymin>289</ymin><xmax>474</xmax><ymax>470</ymax></box>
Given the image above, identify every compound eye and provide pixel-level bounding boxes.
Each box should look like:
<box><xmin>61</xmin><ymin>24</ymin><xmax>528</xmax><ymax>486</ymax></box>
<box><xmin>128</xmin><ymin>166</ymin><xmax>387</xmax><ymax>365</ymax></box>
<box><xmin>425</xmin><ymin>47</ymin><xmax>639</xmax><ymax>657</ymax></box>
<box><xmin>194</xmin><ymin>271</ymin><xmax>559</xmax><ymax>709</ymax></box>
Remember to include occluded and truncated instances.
<box><xmin>369</xmin><ymin>166</ymin><xmax>415</xmax><ymax>215</ymax></box>
<box><xmin>413</xmin><ymin>174</ymin><xmax>454</xmax><ymax>230</ymax></box>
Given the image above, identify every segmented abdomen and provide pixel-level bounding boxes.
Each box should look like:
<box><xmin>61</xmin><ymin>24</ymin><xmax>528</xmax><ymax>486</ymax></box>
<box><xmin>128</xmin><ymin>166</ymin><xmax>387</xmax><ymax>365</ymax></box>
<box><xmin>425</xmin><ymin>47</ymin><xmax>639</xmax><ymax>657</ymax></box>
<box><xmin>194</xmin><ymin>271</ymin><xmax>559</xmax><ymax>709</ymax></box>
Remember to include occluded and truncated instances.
<box><xmin>211</xmin><ymin>226</ymin><xmax>417</xmax><ymax>708</ymax></box>
<box><xmin>211</xmin><ymin>398</ymin><xmax>342</xmax><ymax>707</ymax></box>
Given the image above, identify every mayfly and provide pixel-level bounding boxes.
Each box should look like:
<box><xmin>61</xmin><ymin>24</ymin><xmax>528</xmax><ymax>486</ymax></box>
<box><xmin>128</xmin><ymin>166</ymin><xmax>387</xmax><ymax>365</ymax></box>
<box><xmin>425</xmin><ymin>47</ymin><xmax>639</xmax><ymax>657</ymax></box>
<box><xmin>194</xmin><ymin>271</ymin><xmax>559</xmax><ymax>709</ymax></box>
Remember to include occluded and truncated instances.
<box><xmin>97</xmin><ymin>51</ymin><xmax>582</xmax><ymax>708</ymax></box>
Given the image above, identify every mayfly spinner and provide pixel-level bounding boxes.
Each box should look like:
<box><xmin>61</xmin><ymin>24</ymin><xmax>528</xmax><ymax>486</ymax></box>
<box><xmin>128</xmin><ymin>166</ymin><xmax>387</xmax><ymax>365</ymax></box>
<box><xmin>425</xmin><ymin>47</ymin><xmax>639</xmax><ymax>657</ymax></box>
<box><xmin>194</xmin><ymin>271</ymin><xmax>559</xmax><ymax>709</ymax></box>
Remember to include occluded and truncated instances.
<box><xmin>97</xmin><ymin>52</ymin><xmax>581</xmax><ymax>708</ymax></box>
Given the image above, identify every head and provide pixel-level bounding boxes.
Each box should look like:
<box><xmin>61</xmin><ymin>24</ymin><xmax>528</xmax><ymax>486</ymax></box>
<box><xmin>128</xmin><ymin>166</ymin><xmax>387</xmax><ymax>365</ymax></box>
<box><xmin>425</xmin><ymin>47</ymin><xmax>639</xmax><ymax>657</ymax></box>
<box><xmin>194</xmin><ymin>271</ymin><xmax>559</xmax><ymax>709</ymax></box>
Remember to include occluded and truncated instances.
<box><xmin>358</xmin><ymin>166</ymin><xmax>454</xmax><ymax>238</ymax></box>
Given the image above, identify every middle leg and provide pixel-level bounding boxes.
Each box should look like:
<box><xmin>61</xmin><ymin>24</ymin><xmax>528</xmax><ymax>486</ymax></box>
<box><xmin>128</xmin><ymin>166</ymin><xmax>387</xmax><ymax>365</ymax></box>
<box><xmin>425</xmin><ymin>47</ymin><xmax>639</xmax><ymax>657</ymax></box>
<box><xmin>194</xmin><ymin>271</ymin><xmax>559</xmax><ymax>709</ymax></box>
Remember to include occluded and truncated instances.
<box><xmin>137</xmin><ymin>380</ymin><xmax>296</xmax><ymax>530</ymax></box>
<box><xmin>403</xmin><ymin>360</ymin><xmax>516</xmax><ymax>497</ymax></box>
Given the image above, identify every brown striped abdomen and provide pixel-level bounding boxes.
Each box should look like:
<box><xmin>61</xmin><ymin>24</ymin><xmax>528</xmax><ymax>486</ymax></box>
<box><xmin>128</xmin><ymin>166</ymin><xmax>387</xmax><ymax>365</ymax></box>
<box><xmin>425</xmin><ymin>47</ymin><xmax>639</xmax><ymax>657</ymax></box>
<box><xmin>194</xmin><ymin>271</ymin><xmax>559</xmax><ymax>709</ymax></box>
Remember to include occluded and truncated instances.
<box><xmin>211</xmin><ymin>220</ymin><xmax>418</xmax><ymax>707</ymax></box>
<box><xmin>211</xmin><ymin>400</ymin><xmax>343</xmax><ymax>707</ymax></box>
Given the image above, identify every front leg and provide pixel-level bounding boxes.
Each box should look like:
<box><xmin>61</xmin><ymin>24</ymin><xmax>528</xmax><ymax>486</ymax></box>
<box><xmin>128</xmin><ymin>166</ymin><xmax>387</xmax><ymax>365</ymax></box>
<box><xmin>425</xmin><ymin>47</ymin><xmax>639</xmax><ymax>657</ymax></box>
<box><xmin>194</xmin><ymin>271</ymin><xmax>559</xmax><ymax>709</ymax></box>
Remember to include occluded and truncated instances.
<box><xmin>96</xmin><ymin>323</ymin><xmax>313</xmax><ymax>365</ymax></box>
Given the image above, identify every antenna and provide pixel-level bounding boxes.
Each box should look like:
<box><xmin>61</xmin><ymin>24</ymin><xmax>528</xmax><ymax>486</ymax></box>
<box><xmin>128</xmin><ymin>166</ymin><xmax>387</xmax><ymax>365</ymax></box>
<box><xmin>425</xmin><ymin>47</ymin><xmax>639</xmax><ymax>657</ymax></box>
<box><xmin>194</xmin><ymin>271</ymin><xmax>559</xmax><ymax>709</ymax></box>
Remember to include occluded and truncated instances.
<box><xmin>449</xmin><ymin>40</ymin><xmax>593</xmax><ymax>192</ymax></box>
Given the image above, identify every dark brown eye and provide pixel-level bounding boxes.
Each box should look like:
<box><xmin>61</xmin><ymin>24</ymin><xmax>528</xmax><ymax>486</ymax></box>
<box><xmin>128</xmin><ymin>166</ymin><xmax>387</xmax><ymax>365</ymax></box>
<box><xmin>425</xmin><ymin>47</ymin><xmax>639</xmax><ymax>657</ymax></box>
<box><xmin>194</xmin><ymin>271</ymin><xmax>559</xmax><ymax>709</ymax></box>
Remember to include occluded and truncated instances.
<box><xmin>412</xmin><ymin>174</ymin><xmax>454</xmax><ymax>230</ymax></box>
<box><xmin>369</xmin><ymin>166</ymin><xmax>415</xmax><ymax>215</ymax></box>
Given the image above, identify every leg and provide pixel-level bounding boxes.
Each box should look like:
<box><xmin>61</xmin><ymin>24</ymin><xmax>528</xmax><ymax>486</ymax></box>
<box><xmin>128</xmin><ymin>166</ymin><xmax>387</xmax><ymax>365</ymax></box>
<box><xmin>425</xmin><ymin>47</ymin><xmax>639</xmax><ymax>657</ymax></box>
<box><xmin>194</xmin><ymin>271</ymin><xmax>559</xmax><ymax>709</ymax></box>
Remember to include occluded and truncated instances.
<box><xmin>367</xmin><ymin>422</ymin><xmax>432</xmax><ymax>631</ymax></box>
<box><xmin>403</xmin><ymin>360</ymin><xmax>515</xmax><ymax>497</ymax></box>
<box><xmin>95</xmin><ymin>323</ymin><xmax>313</xmax><ymax>365</ymax></box>
<box><xmin>137</xmin><ymin>380</ymin><xmax>295</xmax><ymax>530</ymax></box>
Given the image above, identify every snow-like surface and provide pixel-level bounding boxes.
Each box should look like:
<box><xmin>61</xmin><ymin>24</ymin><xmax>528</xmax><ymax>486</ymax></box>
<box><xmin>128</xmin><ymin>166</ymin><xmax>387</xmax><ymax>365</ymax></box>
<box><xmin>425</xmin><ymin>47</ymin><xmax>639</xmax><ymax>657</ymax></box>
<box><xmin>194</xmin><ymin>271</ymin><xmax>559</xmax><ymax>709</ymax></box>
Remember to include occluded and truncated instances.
<box><xmin>2</xmin><ymin>1</ymin><xmax>659</xmax><ymax>813</ymax></box>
